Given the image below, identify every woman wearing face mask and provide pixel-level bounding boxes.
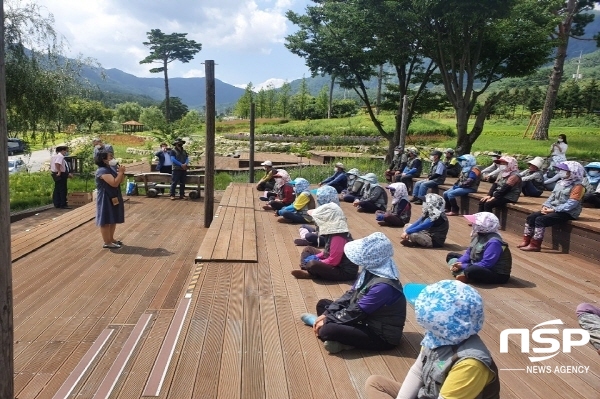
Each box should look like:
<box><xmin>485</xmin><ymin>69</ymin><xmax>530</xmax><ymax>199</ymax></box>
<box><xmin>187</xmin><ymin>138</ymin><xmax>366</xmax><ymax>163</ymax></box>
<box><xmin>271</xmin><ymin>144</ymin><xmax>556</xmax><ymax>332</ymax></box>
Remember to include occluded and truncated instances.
<box><xmin>400</xmin><ymin>193</ymin><xmax>449</xmax><ymax>248</ymax></box>
<box><xmin>519</xmin><ymin>161</ymin><xmax>585</xmax><ymax>252</ymax></box>
<box><xmin>385</xmin><ymin>146</ymin><xmax>407</xmax><ymax>183</ymax></box>
<box><xmin>95</xmin><ymin>151</ymin><xmax>126</xmax><ymax>249</ymax></box>
<box><xmin>443</xmin><ymin>154</ymin><xmax>482</xmax><ymax>216</ymax></box>
<box><xmin>582</xmin><ymin>162</ymin><xmax>600</xmax><ymax>208</ymax></box>
<box><xmin>478</xmin><ymin>156</ymin><xmax>522</xmax><ymax>213</ymax></box>
<box><xmin>376</xmin><ymin>182</ymin><xmax>412</xmax><ymax>227</ymax></box>
<box><xmin>446</xmin><ymin>212</ymin><xmax>512</xmax><ymax>284</ymax></box>
<box><xmin>318</xmin><ymin>162</ymin><xmax>348</xmax><ymax>193</ymax></box>
<box><xmin>549</xmin><ymin>134</ymin><xmax>568</xmax><ymax>167</ymax></box>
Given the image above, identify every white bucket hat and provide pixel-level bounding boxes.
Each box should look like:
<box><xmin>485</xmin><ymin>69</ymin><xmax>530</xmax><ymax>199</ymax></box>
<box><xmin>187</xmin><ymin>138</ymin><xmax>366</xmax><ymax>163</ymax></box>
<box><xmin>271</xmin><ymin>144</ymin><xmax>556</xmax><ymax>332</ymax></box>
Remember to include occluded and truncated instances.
<box><xmin>527</xmin><ymin>157</ymin><xmax>544</xmax><ymax>170</ymax></box>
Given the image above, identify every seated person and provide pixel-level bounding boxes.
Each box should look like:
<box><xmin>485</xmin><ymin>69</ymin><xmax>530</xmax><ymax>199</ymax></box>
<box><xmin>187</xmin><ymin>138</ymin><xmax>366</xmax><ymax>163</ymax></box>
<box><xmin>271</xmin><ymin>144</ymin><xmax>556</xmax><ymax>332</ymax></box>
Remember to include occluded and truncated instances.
<box><xmin>276</xmin><ymin>178</ymin><xmax>316</xmax><ymax>224</ymax></box>
<box><xmin>318</xmin><ymin>162</ymin><xmax>347</xmax><ymax>193</ymax></box>
<box><xmin>385</xmin><ymin>146</ymin><xmax>407</xmax><ymax>182</ymax></box>
<box><xmin>294</xmin><ymin>185</ymin><xmax>341</xmax><ymax>246</ymax></box>
<box><xmin>576</xmin><ymin>303</ymin><xmax>600</xmax><ymax>356</ymax></box>
<box><xmin>478</xmin><ymin>156</ymin><xmax>522</xmax><ymax>213</ymax></box>
<box><xmin>582</xmin><ymin>162</ymin><xmax>600</xmax><ymax>208</ymax></box>
<box><xmin>365</xmin><ymin>280</ymin><xmax>500</xmax><ymax>399</ymax></box>
<box><xmin>341</xmin><ymin>168</ymin><xmax>363</xmax><ymax>201</ymax></box>
<box><xmin>292</xmin><ymin>203</ymin><xmax>358</xmax><ymax>281</ymax></box>
<box><xmin>520</xmin><ymin>156</ymin><xmax>545</xmax><ymax>197</ymax></box>
<box><xmin>443</xmin><ymin>148</ymin><xmax>461</xmax><ymax>178</ymax></box>
<box><xmin>447</xmin><ymin>212</ymin><xmax>512</xmax><ymax>284</ymax></box>
<box><xmin>481</xmin><ymin>150</ymin><xmax>502</xmax><ymax>182</ymax></box>
<box><xmin>443</xmin><ymin>154</ymin><xmax>481</xmax><ymax>216</ymax></box>
<box><xmin>399</xmin><ymin>148</ymin><xmax>423</xmax><ymax>195</ymax></box>
<box><xmin>299</xmin><ymin>232</ymin><xmax>406</xmax><ymax>353</ymax></box>
<box><xmin>400</xmin><ymin>193</ymin><xmax>449</xmax><ymax>248</ymax></box>
<box><xmin>262</xmin><ymin>169</ymin><xmax>295</xmax><ymax>211</ymax></box>
<box><xmin>411</xmin><ymin>150</ymin><xmax>447</xmax><ymax>204</ymax></box>
<box><xmin>518</xmin><ymin>161</ymin><xmax>585</xmax><ymax>252</ymax></box>
<box><xmin>353</xmin><ymin>173</ymin><xmax>388</xmax><ymax>213</ymax></box>
<box><xmin>543</xmin><ymin>166</ymin><xmax>560</xmax><ymax>191</ymax></box>
<box><xmin>376</xmin><ymin>182</ymin><xmax>411</xmax><ymax>227</ymax></box>
<box><xmin>256</xmin><ymin>160</ymin><xmax>277</xmax><ymax>193</ymax></box>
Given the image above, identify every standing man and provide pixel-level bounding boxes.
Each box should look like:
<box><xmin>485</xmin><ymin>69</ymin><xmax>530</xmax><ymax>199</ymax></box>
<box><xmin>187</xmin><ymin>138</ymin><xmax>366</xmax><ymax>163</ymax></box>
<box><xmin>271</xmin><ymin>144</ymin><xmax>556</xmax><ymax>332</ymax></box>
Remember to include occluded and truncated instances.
<box><xmin>50</xmin><ymin>146</ymin><xmax>72</xmax><ymax>209</ymax></box>
<box><xmin>92</xmin><ymin>137</ymin><xmax>114</xmax><ymax>158</ymax></box>
<box><xmin>169</xmin><ymin>138</ymin><xmax>189</xmax><ymax>200</ymax></box>
<box><xmin>155</xmin><ymin>142</ymin><xmax>173</xmax><ymax>174</ymax></box>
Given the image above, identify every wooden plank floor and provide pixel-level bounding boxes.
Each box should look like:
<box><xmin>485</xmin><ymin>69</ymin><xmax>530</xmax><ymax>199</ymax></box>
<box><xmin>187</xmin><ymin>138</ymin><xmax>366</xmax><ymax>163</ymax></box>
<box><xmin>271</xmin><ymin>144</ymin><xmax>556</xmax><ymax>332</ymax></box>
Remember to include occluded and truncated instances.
<box><xmin>12</xmin><ymin>185</ymin><xmax>599</xmax><ymax>398</ymax></box>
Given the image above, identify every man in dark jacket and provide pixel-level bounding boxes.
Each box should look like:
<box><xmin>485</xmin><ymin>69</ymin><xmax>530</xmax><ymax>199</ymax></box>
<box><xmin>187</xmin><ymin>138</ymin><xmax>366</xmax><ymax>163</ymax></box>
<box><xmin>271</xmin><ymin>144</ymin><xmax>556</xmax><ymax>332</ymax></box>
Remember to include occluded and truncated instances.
<box><xmin>155</xmin><ymin>142</ymin><xmax>173</xmax><ymax>174</ymax></box>
<box><xmin>169</xmin><ymin>138</ymin><xmax>189</xmax><ymax>200</ymax></box>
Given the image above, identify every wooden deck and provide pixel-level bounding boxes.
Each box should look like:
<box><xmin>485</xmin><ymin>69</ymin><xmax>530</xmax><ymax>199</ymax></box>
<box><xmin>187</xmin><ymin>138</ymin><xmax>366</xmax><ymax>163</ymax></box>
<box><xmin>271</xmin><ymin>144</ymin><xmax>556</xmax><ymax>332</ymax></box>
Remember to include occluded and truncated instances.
<box><xmin>10</xmin><ymin>185</ymin><xmax>599</xmax><ymax>398</ymax></box>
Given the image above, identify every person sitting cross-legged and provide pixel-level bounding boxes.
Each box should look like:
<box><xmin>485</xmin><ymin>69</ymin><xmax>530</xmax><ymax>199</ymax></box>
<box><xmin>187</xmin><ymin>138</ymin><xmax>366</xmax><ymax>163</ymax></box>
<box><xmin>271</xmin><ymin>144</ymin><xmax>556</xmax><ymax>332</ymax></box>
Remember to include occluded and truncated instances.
<box><xmin>319</xmin><ymin>162</ymin><xmax>348</xmax><ymax>193</ymax></box>
<box><xmin>376</xmin><ymin>182</ymin><xmax>412</xmax><ymax>227</ymax></box>
<box><xmin>292</xmin><ymin>203</ymin><xmax>358</xmax><ymax>281</ymax></box>
<box><xmin>341</xmin><ymin>168</ymin><xmax>363</xmax><ymax>201</ymax></box>
<box><xmin>446</xmin><ymin>212</ymin><xmax>512</xmax><ymax>285</ymax></box>
<box><xmin>299</xmin><ymin>232</ymin><xmax>406</xmax><ymax>354</ymax></box>
<box><xmin>276</xmin><ymin>178</ymin><xmax>316</xmax><ymax>224</ymax></box>
<box><xmin>364</xmin><ymin>280</ymin><xmax>500</xmax><ymax>399</ymax></box>
<box><xmin>576</xmin><ymin>303</ymin><xmax>600</xmax><ymax>356</ymax></box>
<box><xmin>262</xmin><ymin>169</ymin><xmax>295</xmax><ymax>212</ymax></box>
<box><xmin>353</xmin><ymin>173</ymin><xmax>388</xmax><ymax>213</ymax></box>
<box><xmin>400</xmin><ymin>193</ymin><xmax>449</xmax><ymax>248</ymax></box>
<box><xmin>582</xmin><ymin>161</ymin><xmax>600</xmax><ymax>208</ymax></box>
<box><xmin>294</xmin><ymin>185</ymin><xmax>341</xmax><ymax>246</ymax></box>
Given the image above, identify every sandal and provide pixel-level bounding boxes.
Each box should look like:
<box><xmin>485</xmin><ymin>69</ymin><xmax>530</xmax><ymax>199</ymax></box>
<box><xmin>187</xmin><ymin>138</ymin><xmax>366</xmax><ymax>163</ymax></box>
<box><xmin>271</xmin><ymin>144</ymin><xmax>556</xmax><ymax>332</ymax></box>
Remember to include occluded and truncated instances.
<box><xmin>103</xmin><ymin>243</ymin><xmax>121</xmax><ymax>249</ymax></box>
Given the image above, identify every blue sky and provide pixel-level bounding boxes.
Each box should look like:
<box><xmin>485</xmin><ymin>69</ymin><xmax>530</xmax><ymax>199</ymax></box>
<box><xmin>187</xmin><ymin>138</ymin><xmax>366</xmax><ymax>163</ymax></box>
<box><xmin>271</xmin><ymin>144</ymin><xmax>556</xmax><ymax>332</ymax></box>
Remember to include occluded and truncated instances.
<box><xmin>31</xmin><ymin>0</ymin><xmax>313</xmax><ymax>90</ymax></box>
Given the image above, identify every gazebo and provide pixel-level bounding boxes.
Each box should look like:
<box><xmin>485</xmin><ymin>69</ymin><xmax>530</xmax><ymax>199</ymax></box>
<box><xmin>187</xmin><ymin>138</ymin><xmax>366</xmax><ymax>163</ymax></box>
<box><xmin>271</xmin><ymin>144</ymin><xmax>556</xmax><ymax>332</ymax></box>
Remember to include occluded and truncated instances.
<box><xmin>122</xmin><ymin>120</ymin><xmax>144</xmax><ymax>133</ymax></box>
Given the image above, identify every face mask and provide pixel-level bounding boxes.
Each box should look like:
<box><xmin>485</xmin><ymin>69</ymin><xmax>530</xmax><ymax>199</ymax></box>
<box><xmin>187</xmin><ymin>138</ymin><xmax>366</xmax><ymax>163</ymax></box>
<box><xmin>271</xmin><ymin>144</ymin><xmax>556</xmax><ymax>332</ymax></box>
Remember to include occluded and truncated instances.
<box><xmin>498</xmin><ymin>165</ymin><xmax>507</xmax><ymax>171</ymax></box>
<box><xmin>429</xmin><ymin>156</ymin><xmax>435</xmax><ymax>161</ymax></box>
<box><xmin>64</xmin><ymin>152</ymin><xmax>69</xmax><ymax>157</ymax></box>
<box><xmin>394</xmin><ymin>151</ymin><xmax>400</xmax><ymax>155</ymax></box>
<box><xmin>588</xmin><ymin>170</ymin><xmax>599</xmax><ymax>177</ymax></box>
<box><xmin>162</xmin><ymin>147</ymin><xmax>168</xmax><ymax>152</ymax></box>
<box><xmin>558</xmin><ymin>139</ymin><xmax>564</xmax><ymax>143</ymax></box>
<box><xmin>334</xmin><ymin>167</ymin><xmax>338</xmax><ymax>172</ymax></box>
<box><xmin>108</xmin><ymin>159</ymin><xmax>118</xmax><ymax>167</ymax></box>
<box><xmin>95</xmin><ymin>145</ymin><xmax>102</xmax><ymax>149</ymax></box>
<box><xmin>558</xmin><ymin>170</ymin><xmax>569</xmax><ymax>179</ymax></box>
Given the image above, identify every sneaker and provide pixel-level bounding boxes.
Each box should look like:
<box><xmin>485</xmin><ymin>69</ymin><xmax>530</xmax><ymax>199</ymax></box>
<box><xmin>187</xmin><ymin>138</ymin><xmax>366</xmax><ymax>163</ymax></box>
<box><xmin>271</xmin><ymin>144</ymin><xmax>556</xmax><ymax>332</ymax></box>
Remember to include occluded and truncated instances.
<box><xmin>409</xmin><ymin>197</ymin><xmax>418</xmax><ymax>203</ymax></box>
<box><xmin>294</xmin><ymin>239</ymin><xmax>310</xmax><ymax>246</ymax></box>
<box><xmin>413</xmin><ymin>199</ymin><xmax>423</xmax><ymax>205</ymax></box>
<box><xmin>323</xmin><ymin>341</ymin><xmax>354</xmax><ymax>354</ymax></box>
<box><xmin>300</xmin><ymin>313</ymin><xmax>317</xmax><ymax>327</ymax></box>
<box><xmin>400</xmin><ymin>239</ymin><xmax>416</xmax><ymax>247</ymax></box>
<box><xmin>170</xmin><ymin>196</ymin><xmax>177</xmax><ymax>200</ymax></box>
<box><xmin>291</xmin><ymin>270</ymin><xmax>313</xmax><ymax>279</ymax></box>
<box><xmin>259</xmin><ymin>196</ymin><xmax>269</xmax><ymax>201</ymax></box>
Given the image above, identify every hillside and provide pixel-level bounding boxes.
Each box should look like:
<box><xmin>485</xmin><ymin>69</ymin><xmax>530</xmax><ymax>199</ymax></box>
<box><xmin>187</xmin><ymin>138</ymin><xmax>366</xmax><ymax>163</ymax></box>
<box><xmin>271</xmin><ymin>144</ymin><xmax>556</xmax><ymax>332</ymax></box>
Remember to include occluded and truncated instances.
<box><xmin>81</xmin><ymin>10</ymin><xmax>600</xmax><ymax>108</ymax></box>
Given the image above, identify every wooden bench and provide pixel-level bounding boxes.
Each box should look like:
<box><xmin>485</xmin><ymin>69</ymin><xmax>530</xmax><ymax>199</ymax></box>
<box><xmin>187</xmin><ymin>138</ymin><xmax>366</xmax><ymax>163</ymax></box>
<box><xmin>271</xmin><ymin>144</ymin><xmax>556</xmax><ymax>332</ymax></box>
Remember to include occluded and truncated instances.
<box><xmin>133</xmin><ymin>172</ymin><xmax>204</xmax><ymax>199</ymax></box>
<box><xmin>422</xmin><ymin>178</ymin><xmax>600</xmax><ymax>261</ymax></box>
<box><xmin>195</xmin><ymin>183</ymin><xmax>258</xmax><ymax>263</ymax></box>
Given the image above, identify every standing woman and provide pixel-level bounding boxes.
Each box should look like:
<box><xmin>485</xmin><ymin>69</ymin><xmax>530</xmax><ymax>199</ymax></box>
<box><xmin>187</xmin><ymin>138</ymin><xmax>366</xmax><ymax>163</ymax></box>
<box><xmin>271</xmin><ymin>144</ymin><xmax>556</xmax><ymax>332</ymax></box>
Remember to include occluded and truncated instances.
<box><xmin>95</xmin><ymin>152</ymin><xmax>126</xmax><ymax>248</ymax></box>
<box><xmin>549</xmin><ymin>134</ymin><xmax>568</xmax><ymax>167</ymax></box>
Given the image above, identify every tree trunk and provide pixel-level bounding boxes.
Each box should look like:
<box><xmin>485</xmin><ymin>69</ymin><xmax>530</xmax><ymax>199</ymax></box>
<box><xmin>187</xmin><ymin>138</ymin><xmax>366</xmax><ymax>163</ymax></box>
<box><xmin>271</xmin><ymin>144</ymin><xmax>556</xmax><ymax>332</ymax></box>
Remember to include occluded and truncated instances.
<box><xmin>456</xmin><ymin>95</ymin><xmax>500</xmax><ymax>155</ymax></box>
<box><xmin>163</xmin><ymin>59</ymin><xmax>170</xmax><ymax>123</ymax></box>
<box><xmin>533</xmin><ymin>0</ymin><xmax>577</xmax><ymax>140</ymax></box>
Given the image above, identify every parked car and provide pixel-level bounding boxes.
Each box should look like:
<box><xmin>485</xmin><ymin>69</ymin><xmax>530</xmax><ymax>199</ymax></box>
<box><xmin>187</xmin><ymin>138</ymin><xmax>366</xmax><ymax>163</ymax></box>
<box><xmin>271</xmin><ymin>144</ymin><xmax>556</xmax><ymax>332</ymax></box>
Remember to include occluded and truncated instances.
<box><xmin>8</xmin><ymin>138</ymin><xmax>27</xmax><ymax>155</ymax></box>
<box><xmin>8</xmin><ymin>158</ymin><xmax>28</xmax><ymax>174</ymax></box>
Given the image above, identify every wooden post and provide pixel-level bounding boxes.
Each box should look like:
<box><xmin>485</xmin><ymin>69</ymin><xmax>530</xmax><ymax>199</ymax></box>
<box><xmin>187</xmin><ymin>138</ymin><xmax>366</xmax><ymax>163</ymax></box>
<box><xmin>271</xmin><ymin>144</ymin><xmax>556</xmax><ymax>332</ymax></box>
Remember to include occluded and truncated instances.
<box><xmin>204</xmin><ymin>60</ymin><xmax>215</xmax><ymax>228</ymax></box>
<box><xmin>249</xmin><ymin>103</ymin><xmax>255</xmax><ymax>183</ymax></box>
<box><xmin>0</xmin><ymin>0</ymin><xmax>15</xmax><ymax>396</ymax></box>
<box><xmin>399</xmin><ymin>95</ymin><xmax>409</xmax><ymax>149</ymax></box>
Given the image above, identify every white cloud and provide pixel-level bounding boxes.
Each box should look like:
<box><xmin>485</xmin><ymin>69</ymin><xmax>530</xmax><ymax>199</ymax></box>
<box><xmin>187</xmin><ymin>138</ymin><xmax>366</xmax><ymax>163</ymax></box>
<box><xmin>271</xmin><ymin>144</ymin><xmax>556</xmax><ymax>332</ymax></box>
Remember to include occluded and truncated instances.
<box><xmin>28</xmin><ymin>0</ymin><xmax>311</xmax><ymax>85</ymax></box>
<box><xmin>183</xmin><ymin>69</ymin><xmax>205</xmax><ymax>78</ymax></box>
<box><xmin>254</xmin><ymin>78</ymin><xmax>286</xmax><ymax>91</ymax></box>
